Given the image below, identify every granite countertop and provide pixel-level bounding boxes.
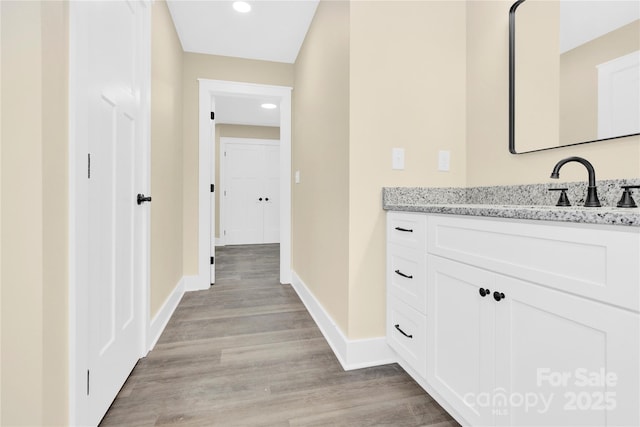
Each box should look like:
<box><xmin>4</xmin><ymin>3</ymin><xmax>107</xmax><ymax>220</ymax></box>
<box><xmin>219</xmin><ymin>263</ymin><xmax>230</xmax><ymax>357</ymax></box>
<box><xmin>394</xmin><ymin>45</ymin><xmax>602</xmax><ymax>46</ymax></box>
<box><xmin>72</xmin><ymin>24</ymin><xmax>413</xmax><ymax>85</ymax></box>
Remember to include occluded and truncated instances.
<box><xmin>383</xmin><ymin>179</ymin><xmax>640</xmax><ymax>227</ymax></box>
<box><xmin>385</xmin><ymin>203</ymin><xmax>640</xmax><ymax>227</ymax></box>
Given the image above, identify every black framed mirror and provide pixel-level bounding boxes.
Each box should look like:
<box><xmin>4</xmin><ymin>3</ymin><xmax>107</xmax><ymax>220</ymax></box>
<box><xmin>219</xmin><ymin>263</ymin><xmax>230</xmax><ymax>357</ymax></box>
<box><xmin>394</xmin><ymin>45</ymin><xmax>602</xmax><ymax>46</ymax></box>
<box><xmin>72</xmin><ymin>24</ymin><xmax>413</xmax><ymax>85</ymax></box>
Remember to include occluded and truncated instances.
<box><xmin>509</xmin><ymin>0</ymin><xmax>640</xmax><ymax>154</ymax></box>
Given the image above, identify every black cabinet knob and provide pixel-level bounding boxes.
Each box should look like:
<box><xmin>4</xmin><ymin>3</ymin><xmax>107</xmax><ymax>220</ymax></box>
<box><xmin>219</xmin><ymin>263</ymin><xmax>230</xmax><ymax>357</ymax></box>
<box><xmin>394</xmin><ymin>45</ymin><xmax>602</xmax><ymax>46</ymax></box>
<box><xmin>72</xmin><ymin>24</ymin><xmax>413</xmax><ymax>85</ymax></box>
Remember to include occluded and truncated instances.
<box><xmin>259</xmin><ymin>197</ymin><xmax>263</xmax><ymax>201</ymax></box>
<box><xmin>479</xmin><ymin>288</ymin><xmax>490</xmax><ymax>297</ymax></box>
<box><xmin>265</xmin><ymin>197</ymin><xmax>269</xmax><ymax>201</ymax></box>
<box><xmin>493</xmin><ymin>291</ymin><xmax>505</xmax><ymax>302</ymax></box>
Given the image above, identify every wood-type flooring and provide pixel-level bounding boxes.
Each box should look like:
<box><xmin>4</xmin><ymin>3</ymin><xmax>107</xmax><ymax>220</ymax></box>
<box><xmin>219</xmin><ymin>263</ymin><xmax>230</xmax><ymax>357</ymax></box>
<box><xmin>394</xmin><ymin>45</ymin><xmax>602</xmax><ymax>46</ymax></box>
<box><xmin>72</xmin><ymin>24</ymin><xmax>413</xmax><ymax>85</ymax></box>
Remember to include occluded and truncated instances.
<box><xmin>101</xmin><ymin>244</ymin><xmax>459</xmax><ymax>426</ymax></box>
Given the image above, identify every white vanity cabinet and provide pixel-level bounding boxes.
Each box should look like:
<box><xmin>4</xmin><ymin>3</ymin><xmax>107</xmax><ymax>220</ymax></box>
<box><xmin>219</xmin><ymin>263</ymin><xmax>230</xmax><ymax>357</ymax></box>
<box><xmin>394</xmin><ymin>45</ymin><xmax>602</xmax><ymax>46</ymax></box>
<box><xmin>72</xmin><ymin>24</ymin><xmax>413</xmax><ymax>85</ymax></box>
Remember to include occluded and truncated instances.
<box><xmin>386</xmin><ymin>212</ymin><xmax>428</xmax><ymax>377</ymax></box>
<box><xmin>386</xmin><ymin>211</ymin><xmax>640</xmax><ymax>427</ymax></box>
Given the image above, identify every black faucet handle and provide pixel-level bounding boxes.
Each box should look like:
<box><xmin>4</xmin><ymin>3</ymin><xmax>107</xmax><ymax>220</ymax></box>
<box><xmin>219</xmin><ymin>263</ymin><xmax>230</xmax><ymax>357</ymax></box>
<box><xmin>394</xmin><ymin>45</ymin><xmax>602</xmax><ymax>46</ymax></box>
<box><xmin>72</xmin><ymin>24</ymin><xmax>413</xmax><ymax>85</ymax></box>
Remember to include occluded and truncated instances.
<box><xmin>548</xmin><ymin>188</ymin><xmax>571</xmax><ymax>207</ymax></box>
<box><xmin>617</xmin><ymin>185</ymin><xmax>640</xmax><ymax>208</ymax></box>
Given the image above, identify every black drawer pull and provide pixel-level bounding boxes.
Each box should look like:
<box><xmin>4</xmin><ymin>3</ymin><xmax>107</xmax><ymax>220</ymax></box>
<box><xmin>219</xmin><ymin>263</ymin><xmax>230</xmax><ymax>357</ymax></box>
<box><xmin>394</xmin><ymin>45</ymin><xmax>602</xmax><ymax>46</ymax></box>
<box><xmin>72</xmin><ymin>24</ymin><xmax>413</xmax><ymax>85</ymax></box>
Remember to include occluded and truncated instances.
<box><xmin>394</xmin><ymin>324</ymin><xmax>413</xmax><ymax>338</ymax></box>
<box><xmin>395</xmin><ymin>227</ymin><xmax>413</xmax><ymax>233</ymax></box>
<box><xmin>394</xmin><ymin>269</ymin><xmax>413</xmax><ymax>279</ymax></box>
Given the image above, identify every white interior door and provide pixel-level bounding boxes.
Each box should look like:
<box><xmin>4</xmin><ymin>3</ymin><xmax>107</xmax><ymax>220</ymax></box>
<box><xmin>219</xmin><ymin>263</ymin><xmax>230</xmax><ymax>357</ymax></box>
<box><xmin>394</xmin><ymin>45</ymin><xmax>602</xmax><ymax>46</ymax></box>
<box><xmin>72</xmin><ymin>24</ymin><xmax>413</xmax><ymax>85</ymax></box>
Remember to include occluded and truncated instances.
<box><xmin>81</xmin><ymin>1</ymin><xmax>147</xmax><ymax>424</ymax></box>
<box><xmin>222</xmin><ymin>138</ymin><xmax>280</xmax><ymax>245</ymax></box>
<box><xmin>262</xmin><ymin>144</ymin><xmax>280</xmax><ymax>244</ymax></box>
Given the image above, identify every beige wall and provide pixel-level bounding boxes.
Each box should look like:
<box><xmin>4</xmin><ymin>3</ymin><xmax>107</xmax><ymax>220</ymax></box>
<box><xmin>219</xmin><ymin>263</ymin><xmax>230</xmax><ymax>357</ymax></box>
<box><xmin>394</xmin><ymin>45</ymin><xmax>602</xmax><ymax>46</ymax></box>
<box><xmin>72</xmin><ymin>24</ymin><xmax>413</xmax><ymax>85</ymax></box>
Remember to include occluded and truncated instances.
<box><xmin>292</xmin><ymin>0</ymin><xmax>467</xmax><ymax>339</ymax></box>
<box><xmin>150</xmin><ymin>0</ymin><xmax>184</xmax><ymax>317</ymax></box>
<box><xmin>0</xmin><ymin>5</ymin><xmax>3</xmax><ymax>419</ymax></box>
<box><xmin>466</xmin><ymin>0</ymin><xmax>640</xmax><ymax>186</ymax></box>
<box><xmin>348</xmin><ymin>0</ymin><xmax>467</xmax><ymax>338</ymax></box>
<box><xmin>293</xmin><ymin>0</ymin><xmax>351</xmax><ymax>332</ymax></box>
<box><xmin>1</xmin><ymin>1</ymin><xmax>68</xmax><ymax>425</ymax></box>
<box><xmin>182</xmin><ymin>53</ymin><xmax>293</xmax><ymax>274</ymax></box>
<box><xmin>560</xmin><ymin>20</ymin><xmax>640</xmax><ymax>145</ymax></box>
<box><xmin>214</xmin><ymin>124</ymin><xmax>279</xmax><ymax>238</ymax></box>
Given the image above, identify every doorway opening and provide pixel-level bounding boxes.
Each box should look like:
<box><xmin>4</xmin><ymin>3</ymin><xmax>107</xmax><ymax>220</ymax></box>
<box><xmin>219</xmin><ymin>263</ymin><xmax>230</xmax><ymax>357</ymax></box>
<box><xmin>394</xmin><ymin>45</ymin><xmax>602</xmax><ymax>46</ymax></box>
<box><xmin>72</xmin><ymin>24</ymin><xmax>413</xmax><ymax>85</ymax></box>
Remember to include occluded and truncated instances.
<box><xmin>197</xmin><ymin>80</ymin><xmax>292</xmax><ymax>290</ymax></box>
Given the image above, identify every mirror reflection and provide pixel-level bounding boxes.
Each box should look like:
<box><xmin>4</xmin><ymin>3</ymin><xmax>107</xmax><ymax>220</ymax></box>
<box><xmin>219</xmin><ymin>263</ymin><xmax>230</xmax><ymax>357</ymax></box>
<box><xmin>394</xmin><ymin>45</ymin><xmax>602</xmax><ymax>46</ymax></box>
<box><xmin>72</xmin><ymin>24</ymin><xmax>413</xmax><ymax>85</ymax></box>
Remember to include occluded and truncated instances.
<box><xmin>510</xmin><ymin>0</ymin><xmax>640</xmax><ymax>153</ymax></box>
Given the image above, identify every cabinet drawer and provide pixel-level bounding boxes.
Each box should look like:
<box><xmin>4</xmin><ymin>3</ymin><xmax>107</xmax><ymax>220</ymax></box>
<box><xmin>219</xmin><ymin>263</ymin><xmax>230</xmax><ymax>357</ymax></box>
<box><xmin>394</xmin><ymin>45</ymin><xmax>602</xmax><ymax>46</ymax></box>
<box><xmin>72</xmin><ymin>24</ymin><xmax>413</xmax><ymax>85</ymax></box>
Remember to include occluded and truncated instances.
<box><xmin>388</xmin><ymin>243</ymin><xmax>427</xmax><ymax>313</ymax></box>
<box><xmin>387</xmin><ymin>212</ymin><xmax>427</xmax><ymax>251</ymax></box>
<box><xmin>387</xmin><ymin>296</ymin><xmax>427</xmax><ymax>378</ymax></box>
<box><xmin>428</xmin><ymin>215</ymin><xmax>640</xmax><ymax>312</ymax></box>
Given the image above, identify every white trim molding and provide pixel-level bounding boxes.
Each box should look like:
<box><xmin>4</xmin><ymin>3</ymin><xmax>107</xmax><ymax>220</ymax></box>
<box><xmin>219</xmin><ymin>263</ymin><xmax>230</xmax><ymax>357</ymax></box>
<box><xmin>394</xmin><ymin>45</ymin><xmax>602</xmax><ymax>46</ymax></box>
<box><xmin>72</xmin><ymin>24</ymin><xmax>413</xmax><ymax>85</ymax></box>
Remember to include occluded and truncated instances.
<box><xmin>183</xmin><ymin>275</ymin><xmax>207</xmax><ymax>292</ymax></box>
<box><xmin>291</xmin><ymin>271</ymin><xmax>396</xmax><ymax>371</ymax></box>
<box><xmin>198</xmin><ymin>79</ymin><xmax>292</xmax><ymax>290</ymax></box>
<box><xmin>147</xmin><ymin>277</ymin><xmax>186</xmax><ymax>351</ymax></box>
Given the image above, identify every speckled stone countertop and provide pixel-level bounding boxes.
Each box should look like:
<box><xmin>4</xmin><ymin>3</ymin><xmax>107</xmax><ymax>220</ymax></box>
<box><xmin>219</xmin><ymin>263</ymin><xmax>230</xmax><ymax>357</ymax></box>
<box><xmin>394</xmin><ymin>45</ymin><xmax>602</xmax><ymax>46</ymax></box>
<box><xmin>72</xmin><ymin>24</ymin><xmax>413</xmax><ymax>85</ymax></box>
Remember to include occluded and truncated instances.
<box><xmin>383</xmin><ymin>179</ymin><xmax>640</xmax><ymax>227</ymax></box>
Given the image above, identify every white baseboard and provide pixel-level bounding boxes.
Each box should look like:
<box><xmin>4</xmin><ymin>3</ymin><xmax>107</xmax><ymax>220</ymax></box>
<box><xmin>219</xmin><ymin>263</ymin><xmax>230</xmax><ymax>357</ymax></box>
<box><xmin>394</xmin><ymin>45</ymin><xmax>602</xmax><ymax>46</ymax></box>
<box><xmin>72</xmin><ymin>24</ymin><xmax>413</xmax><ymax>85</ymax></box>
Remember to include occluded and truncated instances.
<box><xmin>215</xmin><ymin>238</ymin><xmax>225</xmax><ymax>247</ymax></box>
<box><xmin>290</xmin><ymin>271</ymin><xmax>396</xmax><ymax>371</ymax></box>
<box><xmin>147</xmin><ymin>277</ymin><xmax>185</xmax><ymax>351</ymax></box>
<box><xmin>184</xmin><ymin>274</ymin><xmax>209</xmax><ymax>291</ymax></box>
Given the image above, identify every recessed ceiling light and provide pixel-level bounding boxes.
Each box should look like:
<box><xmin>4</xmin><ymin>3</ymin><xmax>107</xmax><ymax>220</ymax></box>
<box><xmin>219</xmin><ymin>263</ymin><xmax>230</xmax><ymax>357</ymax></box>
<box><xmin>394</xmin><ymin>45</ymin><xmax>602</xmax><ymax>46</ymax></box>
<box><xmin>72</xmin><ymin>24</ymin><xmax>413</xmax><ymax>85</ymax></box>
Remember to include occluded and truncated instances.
<box><xmin>261</xmin><ymin>103</ymin><xmax>277</xmax><ymax>109</ymax></box>
<box><xmin>233</xmin><ymin>1</ymin><xmax>251</xmax><ymax>13</ymax></box>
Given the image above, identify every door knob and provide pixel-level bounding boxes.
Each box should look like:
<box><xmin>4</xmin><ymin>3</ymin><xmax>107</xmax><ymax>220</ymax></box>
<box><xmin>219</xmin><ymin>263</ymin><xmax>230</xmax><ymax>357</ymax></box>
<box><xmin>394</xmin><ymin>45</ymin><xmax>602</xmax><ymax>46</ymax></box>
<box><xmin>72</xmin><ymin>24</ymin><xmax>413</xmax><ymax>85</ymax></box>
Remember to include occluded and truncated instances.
<box><xmin>137</xmin><ymin>194</ymin><xmax>152</xmax><ymax>205</ymax></box>
<box><xmin>493</xmin><ymin>291</ymin><xmax>505</xmax><ymax>302</ymax></box>
<box><xmin>265</xmin><ymin>197</ymin><xmax>269</xmax><ymax>201</ymax></box>
<box><xmin>479</xmin><ymin>288</ymin><xmax>490</xmax><ymax>297</ymax></box>
<box><xmin>258</xmin><ymin>197</ymin><xmax>263</xmax><ymax>201</ymax></box>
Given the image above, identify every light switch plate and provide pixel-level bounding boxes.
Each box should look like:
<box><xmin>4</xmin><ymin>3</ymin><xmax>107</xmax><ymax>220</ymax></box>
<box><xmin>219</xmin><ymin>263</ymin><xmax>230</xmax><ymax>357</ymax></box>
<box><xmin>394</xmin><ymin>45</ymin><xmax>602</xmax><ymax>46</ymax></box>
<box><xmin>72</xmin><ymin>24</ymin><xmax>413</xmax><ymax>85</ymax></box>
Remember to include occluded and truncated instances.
<box><xmin>438</xmin><ymin>150</ymin><xmax>450</xmax><ymax>171</ymax></box>
<box><xmin>392</xmin><ymin>148</ymin><xmax>405</xmax><ymax>170</ymax></box>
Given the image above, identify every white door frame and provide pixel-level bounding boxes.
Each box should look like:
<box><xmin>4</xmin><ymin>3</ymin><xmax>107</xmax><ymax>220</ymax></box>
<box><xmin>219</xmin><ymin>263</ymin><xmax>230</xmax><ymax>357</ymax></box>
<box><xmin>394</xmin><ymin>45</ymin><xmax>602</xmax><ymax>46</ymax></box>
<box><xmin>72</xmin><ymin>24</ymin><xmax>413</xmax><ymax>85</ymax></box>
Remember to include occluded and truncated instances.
<box><xmin>68</xmin><ymin>2</ymin><xmax>151</xmax><ymax>424</ymax></box>
<box><xmin>198</xmin><ymin>79</ymin><xmax>292</xmax><ymax>287</ymax></box>
<box><xmin>219</xmin><ymin>137</ymin><xmax>281</xmax><ymax>246</ymax></box>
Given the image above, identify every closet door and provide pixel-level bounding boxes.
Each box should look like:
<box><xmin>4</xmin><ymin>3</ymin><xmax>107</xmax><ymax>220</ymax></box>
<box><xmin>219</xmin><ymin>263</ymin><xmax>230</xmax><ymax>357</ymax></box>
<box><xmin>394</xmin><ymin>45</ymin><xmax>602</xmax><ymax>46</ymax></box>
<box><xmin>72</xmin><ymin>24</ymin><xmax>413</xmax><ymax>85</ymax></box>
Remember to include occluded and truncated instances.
<box><xmin>223</xmin><ymin>139</ymin><xmax>280</xmax><ymax>245</ymax></box>
<box><xmin>262</xmin><ymin>144</ymin><xmax>280</xmax><ymax>243</ymax></box>
<box><xmin>224</xmin><ymin>142</ymin><xmax>264</xmax><ymax>244</ymax></box>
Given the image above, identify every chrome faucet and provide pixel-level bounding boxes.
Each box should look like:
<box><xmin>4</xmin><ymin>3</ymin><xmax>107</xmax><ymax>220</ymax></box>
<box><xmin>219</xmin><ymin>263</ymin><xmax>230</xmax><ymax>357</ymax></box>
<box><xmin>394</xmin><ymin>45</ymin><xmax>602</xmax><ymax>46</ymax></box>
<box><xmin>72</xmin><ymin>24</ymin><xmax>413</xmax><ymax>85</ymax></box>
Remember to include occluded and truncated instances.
<box><xmin>550</xmin><ymin>156</ymin><xmax>601</xmax><ymax>207</ymax></box>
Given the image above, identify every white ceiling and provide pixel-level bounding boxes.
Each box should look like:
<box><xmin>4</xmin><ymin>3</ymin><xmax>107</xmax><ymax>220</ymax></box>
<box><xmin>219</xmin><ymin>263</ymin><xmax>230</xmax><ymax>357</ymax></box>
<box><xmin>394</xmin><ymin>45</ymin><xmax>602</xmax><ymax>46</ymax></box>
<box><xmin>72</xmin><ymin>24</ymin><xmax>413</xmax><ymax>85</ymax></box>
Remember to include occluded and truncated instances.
<box><xmin>166</xmin><ymin>0</ymin><xmax>319</xmax><ymax>64</ymax></box>
<box><xmin>167</xmin><ymin>0</ymin><xmax>318</xmax><ymax>127</ymax></box>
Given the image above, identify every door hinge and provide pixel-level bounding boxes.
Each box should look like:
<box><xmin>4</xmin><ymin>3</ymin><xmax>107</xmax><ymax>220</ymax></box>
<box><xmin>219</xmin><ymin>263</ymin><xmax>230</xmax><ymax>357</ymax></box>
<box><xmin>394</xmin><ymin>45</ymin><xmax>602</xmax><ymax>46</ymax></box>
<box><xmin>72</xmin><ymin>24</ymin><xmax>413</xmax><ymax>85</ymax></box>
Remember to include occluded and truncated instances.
<box><xmin>88</xmin><ymin>153</ymin><xmax>91</xmax><ymax>179</ymax></box>
<box><xmin>210</xmin><ymin>111</ymin><xmax>215</xmax><ymax>120</ymax></box>
<box><xmin>224</xmin><ymin>230</ymin><xmax>226</xmax><ymax>236</ymax></box>
<box><xmin>224</xmin><ymin>151</ymin><xmax>227</xmax><ymax>157</ymax></box>
<box><xmin>210</xmin><ymin>184</ymin><xmax>215</xmax><ymax>193</ymax></box>
<box><xmin>224</xmin><ymin>190</ymin><xmax>227</xmax><ymax>196</ymax></box>
<box><xmin>87</xmin><ymin>369</ymin><xmax>90</xmax><ymax>395</ymax></box>
<box><xmin>210</xmin><ymin>256</ymin><xmax>214</xmax><ymax>265</ymax></box>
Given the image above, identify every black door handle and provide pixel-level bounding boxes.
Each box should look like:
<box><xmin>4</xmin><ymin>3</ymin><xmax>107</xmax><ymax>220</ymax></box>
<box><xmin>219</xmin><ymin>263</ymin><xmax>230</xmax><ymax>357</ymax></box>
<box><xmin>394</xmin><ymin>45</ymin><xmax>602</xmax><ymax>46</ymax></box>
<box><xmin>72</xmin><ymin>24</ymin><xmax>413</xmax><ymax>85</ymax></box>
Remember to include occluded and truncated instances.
<box><xmin>137</xmin><ymin>194</ymin><xmax>152</xmax><ymax>205</ymax></box>
<box><xmin>479</xmin><ymin>288</ymin><xmax>490</xmax><ymax>297</ymax></box>
<box><xmin>265</xmin><ymin>197</ymin><xmax>269</xmax><ymax>201</ymax></box>
<box><xmin>493</xmin><ymin>291</ymin><xmax>505</xmax><ymax>302</ymax></box>
<box><xmin>259</xmin><ymin>198</ymin><xmax>263</xmax><ymax>201</ymax></box>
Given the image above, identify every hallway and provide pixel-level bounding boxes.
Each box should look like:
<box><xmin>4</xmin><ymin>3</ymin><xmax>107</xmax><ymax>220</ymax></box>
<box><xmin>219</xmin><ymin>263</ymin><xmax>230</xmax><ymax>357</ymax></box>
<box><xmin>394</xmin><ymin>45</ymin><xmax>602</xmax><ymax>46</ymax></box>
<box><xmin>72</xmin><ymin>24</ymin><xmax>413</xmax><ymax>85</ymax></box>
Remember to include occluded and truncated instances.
<box><xmin>100</xmin><ymin>244</ymin><xmax>458</xmax><ymax>426</ymax></box>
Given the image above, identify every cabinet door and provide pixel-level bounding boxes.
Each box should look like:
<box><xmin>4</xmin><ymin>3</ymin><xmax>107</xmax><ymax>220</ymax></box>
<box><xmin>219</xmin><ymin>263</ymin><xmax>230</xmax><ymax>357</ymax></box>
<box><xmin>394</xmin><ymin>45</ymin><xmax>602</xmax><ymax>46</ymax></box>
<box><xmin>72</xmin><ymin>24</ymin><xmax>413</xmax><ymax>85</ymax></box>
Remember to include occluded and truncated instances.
<box><xmin>427</xmin><ymin>255</ymin><xmax>496</xmax><ymax>427</ymax></box>
<box><xmin>494</xmin><ymin>275</ymin><xmax>640</xmax><ymax>427</ymax></box>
